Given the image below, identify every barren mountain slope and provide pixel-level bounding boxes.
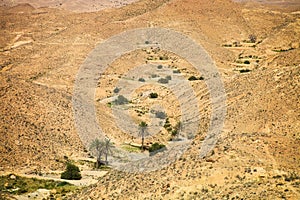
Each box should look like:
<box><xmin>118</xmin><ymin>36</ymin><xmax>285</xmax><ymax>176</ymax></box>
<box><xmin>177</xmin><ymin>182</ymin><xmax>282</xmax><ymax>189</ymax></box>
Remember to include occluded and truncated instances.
<box><xmin>0</xmin><ymin>0</ymin><xmax>299</xmax><ymax>199</ymax></box>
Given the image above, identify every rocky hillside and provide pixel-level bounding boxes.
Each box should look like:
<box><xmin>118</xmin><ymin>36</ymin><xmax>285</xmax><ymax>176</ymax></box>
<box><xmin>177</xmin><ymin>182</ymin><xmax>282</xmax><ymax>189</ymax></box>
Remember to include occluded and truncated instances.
<box><xmin>0</xmin><ymin>0</ymin><xmax>299</xmax><ymax>199</ymax></box>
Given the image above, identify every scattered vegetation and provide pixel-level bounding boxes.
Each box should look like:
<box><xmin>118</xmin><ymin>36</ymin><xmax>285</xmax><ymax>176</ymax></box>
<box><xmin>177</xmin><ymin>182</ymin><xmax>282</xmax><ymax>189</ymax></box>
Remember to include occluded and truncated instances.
<box><xmin>164</xmin><ymin>118</ymin><xmax>172</xmax><ymax>131</ymax></box>
<box><xmin>284</xmin><ymin>172</ymin><xmax>300</xmax><ymax>182</ymax></box>
<box><xmin>272</xmin><ymin>47</ymin><xmax>294</xmax><ymax>52</ymax></box>
<box><xmin>61</xmin><ymin>163</ymin><xmax>82</xmax><ymax>180</ymax></box>
<box><xmin>171</xmin><ymin>121</ymin><xmax>182</xmax><ymax>138</ymax></box>
<box><xmin>164</xmin><ymin>118</ymin><xmax>182</xmax><ymax>139</ymax></box>
<box><xmin>188</xmin><ymin>76</ymin><xmax>204</xmax><ymax>81</ymax></box>
<box><xmin>0</xmin><ymin>174</ymin><xmax>76</xmax><ymax>195</ymax></box>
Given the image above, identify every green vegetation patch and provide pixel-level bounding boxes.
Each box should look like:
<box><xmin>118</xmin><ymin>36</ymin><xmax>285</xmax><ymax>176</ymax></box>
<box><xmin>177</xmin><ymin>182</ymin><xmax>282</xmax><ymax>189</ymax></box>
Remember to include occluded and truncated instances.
<box><xmin>0</xmin><ymin>174</ymin><xmax>77</xmax><ymax>195</ymax></box>
<box><xmin>121</xmin><ymin>144</ymin><xmax>141</xmax><ymax>153</ymax></box>
<box><xmin>149</xmin><ymin>143</ymin><xmax>166</xmax><ymax>152</ymax></box>
<box><xmin>61</xmin><ymin>163</ymin><xmax>82</xmax><ymax>180</ymax></box>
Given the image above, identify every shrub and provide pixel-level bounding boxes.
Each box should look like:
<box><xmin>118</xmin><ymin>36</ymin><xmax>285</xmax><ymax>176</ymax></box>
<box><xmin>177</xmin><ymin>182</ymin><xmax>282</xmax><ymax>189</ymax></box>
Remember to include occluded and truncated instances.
<box><xmin>240</xmin><ymin>69</ymin><xmax>251</xmax><ymax>73</ymax></box>
<box><xmin>113</xmin><ymin>87</ymin><xmax>120</xmax><ymax>93</ymax></box>
<box><xmin>249</xmin><ymin>34</ymin><xmax>257</xmax><ymax>43</ymax></box>
<box><xmin>158</xmin><ymin>78</ymin><xmax>169</xmax><ymax>84</ymax></box>
<box><xmin>61</xmin><ymin>163</ymin><xmax>81</xmax><ymax>180</ymax></box>
<box><xmin>173</xmin><ymin>69</ymin><xmax>181</xmax><ymax>73</ymax></box>
<box><xmin>171</xmin><ymin>129</ymin><xmax>178</xmax><ymax>137</ymax></box>
<box><xmin>138</xmin><ymin>78</ymin><xmax>145</xmax><ymax>82</ymax></box>
<box><xmin>149</xmin><ymin>92</ymin><xmax>158</xmax><ymax>98</ymax></box>
<box><xmin>155</xmin><ymin>111</ymin><xmax>166</xmax><ymax>119</ymax></box>
<box><xmin>159</xmin><ymin>56</ymin><xmax>168</xmax><ymax>60</ymax></box>
<box><xmin>188</xmin><ymin>76</ymin><xmax>198</xmax><ymax>81</ymax></box>
<box><xmin>112</xmin><ymin>95</ymin><xmax>129</xmax><ymax>105</ymax></box>
<box><xmin>149</xmin><ymin>143</ymin><xmax>166</xmax><ymax>152</ymax></box>
<box><xmin>166</xmin><ymin>75</ymin><xmax>172</xmax><ymax>80</ymax></box>
<box><xmin>151</xmin><ymin>74</ymin><xmax>159</xmax><ymax>78</ymax></box>
<box><xmin>164</xmin><ymin>118</ymin><xmax>171</xmax><ymax>129</ymax></box>
<box><xmin>244</xmin><ymin>60</ymin><xmax>250</xmax><ymax>64</ymax></box>
<box><xmin>188</xmin><ymin>76</ymin><xmax>204</xmax><ymax>81</ymax></box>
<box><xmin>157</xmin><ymin>65</ymin><xmax>163</xmax><ymax>69</ymax></box>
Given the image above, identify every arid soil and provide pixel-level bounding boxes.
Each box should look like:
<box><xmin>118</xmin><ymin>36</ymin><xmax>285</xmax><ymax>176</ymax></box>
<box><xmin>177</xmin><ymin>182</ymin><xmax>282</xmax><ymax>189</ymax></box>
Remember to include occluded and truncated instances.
<box><xmin>0</xmin><ymin>0</ymin><xmax>139</xmax><ymax>13</ymax></box>
<box><xmin>0</xmin><ymin>0</ymin><xmax>299</xmax><ymax>199</ymax></box>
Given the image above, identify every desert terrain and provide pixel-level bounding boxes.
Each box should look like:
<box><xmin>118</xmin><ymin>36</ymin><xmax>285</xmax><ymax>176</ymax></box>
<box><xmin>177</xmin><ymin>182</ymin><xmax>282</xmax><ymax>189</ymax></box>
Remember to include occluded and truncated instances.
<box><xmin>0</xmin><ymin>0</ymin><xmax>299</xmax><ymax>199</ymax></box>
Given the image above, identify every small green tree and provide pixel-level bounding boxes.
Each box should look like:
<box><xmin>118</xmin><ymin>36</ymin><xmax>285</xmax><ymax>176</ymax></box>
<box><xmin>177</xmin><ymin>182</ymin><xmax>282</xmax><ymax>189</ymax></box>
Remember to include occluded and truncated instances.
<box><xmin>61</xmin><ymin>163</ymin><xmax>81</xmax><ymax>180</ymax></box>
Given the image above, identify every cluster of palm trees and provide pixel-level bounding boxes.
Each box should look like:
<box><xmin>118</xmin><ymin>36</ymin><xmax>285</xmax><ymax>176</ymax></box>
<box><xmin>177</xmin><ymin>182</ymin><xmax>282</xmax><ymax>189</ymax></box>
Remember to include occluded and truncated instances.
<box><xmin>89</xmin><ymin>137</ymin><xmax>114</xmax><ymax>168</ymax></box>
<box><xmin>90</xmin><ymin>120</ymin><xmax>178</xmax><ymax>167</ymax></box>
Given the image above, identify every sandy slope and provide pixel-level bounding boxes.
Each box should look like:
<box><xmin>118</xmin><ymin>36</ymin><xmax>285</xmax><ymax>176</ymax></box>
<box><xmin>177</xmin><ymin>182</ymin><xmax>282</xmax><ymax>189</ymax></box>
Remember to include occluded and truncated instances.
<box><xmin>0</xmin><ymin>0</ymin><xmax>139</xmax><ymax>12</ymax></box>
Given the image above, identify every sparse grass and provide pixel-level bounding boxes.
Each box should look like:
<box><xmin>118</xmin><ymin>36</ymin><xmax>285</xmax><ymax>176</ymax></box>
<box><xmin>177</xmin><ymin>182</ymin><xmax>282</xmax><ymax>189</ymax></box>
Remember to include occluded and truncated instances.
<box><xmin>0</xmin><ymin>174</ymin><xmax>77</xmax><ymax>195</ymax></box>
<box><xmin>121</xmin><ymin>144</ymin><xmax>141</xmax><ymax>153</ymax></box>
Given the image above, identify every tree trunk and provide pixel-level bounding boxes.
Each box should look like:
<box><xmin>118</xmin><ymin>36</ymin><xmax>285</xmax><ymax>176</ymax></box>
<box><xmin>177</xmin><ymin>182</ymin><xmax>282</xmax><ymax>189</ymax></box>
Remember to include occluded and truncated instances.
<box><xmin>105</xmin><ymin>150</ymin><xmax>108</xmax><ymax>165</ymax></box>
<box><xmin>97</xmin><ymin>152</ymin><xmax>102</xmax><ymax>168</ymax></box>
<box><xmin>141</xmin><ymin>137</ymin><xmax>144</xmax><ymax>151</ymax></box>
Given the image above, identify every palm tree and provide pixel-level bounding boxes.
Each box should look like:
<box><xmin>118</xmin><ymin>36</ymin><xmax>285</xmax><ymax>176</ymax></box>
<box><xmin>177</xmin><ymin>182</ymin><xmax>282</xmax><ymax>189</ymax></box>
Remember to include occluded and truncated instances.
<box><xmin>138</xmin><ymin>121</ymin><xmax>148</xmax><ymax>151</ymax></box>
<box><xmin>90</xmin><ymin>138</ymin><xmax>114</xmax><ymax>167</ymax></box>
<box><xmin>103</xmin><ymin>138</ymin><xmax>114</xmax><ymax>165</ymax></box>
<box><xmin>90</xmin><ymin>138</ymin><xmax>105</xmax><ymax>168</ymax></box>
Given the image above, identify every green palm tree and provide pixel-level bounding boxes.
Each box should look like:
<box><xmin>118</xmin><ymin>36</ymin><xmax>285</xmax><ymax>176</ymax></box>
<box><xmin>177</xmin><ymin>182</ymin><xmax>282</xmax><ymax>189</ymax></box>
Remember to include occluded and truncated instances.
<box><xmin>90</xmin><ymin>138</ymin><xmax>105</xmax><ymax>168</ymax></box>
<box><xmin>103</xmin><ymin>138</ymin><xmax>114</xmax><ymax>165</ymax></box>
<box><xmin>138</xmin><ymin>121</ymin><xmax>148</xmax><ymax>151</ymax></box>
<box><xmin>90</xmin><ymin>138</ymin><xmax>114</xmax><ymax>167</ymax></box>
